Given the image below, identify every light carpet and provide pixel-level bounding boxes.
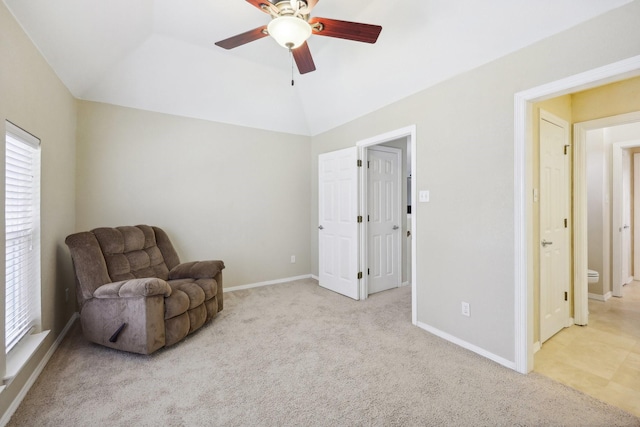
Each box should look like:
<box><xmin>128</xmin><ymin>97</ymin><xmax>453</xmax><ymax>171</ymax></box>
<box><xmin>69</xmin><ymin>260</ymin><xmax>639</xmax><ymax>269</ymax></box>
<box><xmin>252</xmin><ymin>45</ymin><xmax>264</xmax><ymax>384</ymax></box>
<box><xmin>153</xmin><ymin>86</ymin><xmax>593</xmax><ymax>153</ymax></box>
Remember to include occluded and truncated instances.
<box><xmin>7</xmin><ymin>278</ymin><xmax>640</xmax><ymax>426</ymax></box>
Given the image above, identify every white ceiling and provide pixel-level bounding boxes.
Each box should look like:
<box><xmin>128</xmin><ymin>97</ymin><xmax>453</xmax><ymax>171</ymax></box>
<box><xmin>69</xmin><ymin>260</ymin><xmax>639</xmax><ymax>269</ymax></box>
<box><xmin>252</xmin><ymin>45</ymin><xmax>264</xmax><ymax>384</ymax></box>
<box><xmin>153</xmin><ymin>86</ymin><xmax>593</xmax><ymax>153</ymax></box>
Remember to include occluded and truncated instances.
<box><xmin>4</xmin><ymin>0</ymin><xmax>632</xmax><ymax>136</ymax></box>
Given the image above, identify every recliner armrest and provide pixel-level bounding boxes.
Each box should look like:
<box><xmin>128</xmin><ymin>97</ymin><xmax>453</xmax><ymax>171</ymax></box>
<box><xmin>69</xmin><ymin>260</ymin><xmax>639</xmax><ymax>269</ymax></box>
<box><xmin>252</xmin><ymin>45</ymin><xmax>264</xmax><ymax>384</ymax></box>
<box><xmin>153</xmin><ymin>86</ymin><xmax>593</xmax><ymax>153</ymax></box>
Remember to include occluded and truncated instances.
<box><xmin>94</xmin><ymin>278</ymin><xmax>172</xmax><ymax>299</ymax></box>
<box><xmin>168</xmin><ymin>260</ymin><xmax>225</xmax><ymax>280</ymax></box>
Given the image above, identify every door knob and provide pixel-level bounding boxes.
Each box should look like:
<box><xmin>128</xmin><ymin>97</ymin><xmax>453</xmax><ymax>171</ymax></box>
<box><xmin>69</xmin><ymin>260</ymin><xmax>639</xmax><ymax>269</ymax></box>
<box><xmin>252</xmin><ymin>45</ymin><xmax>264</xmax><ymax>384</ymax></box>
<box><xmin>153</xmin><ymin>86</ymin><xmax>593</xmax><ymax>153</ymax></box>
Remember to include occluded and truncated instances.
<box><xmin>624</xmin><ymin>225</ymin><xmax>630</xmax><ymax>229</ymax></box>
<box><xmin>318</xmin><ymin>225</ymin><xmax>324</xmax><ymax>230</ymax></box>
<box><xmin>541</xmin><ymin>239</ymin><xmax>553</xmax><ymax>247</ymax></box>
<box><xmin>393</xmin><ymin>225</ymin><xmax>399</xmax><ymax>230</ymax></box>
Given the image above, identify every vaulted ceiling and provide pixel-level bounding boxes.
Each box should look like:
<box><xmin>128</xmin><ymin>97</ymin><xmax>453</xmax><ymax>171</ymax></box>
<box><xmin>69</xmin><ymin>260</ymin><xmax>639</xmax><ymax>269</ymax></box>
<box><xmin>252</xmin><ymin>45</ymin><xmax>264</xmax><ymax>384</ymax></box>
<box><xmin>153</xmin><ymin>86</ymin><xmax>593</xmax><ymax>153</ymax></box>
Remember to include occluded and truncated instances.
<box><xmin>4</xmin><ymin>0</ymin><xmax>632</xmax><ymax>136</ymax></box>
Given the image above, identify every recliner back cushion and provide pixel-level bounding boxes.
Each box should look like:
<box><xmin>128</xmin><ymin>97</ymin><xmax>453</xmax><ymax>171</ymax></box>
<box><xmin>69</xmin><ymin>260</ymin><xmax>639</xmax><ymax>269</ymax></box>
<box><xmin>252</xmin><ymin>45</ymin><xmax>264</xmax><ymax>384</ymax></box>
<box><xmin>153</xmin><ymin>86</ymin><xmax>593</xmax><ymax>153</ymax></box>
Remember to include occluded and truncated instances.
<box><xmin>93</xmin><ymin>225</ymin><xmax>170</xmax><ymax>282</ymax></box>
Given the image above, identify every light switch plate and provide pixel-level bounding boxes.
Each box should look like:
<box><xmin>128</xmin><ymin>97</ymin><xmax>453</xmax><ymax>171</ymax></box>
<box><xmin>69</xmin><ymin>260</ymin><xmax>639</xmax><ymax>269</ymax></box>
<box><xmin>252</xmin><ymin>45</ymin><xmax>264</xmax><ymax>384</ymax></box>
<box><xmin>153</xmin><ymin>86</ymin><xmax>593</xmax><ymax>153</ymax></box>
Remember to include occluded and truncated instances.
<box><xmin>419</xmin><ymin>190</ymin><xmax>430</xmax><ymax>203</ymax></box>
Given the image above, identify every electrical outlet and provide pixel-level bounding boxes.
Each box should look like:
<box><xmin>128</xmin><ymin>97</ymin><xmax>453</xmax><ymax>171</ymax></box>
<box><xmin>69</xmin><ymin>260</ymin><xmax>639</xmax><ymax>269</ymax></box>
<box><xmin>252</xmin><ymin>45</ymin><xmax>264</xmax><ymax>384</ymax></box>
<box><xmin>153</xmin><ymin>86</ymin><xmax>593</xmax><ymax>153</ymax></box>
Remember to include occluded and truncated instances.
<box><xmin>461</xmin><ymin>301</ymin><xmax>470</xmax><ymax>317</ymax></box>
<box><xmin>290</xmin><ymin>255</ymin><xmax>296</xmax><ymax>263</ymax></box>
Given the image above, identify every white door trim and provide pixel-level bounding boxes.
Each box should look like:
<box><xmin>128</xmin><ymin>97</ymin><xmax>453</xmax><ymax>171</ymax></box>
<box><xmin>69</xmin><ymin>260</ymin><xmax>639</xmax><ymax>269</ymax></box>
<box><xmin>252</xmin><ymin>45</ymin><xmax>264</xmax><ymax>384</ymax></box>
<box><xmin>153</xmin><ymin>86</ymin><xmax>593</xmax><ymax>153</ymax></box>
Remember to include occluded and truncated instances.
<box><xmin>514</xmin><ymin>55</ymin><xmax>640</xmax><ymax>374</ymax></box>
<box><xmin>634</xmin><ymin>153</ymin><xmax>640</xmax><ymax>281</ymax></box>
<box><xmin>356</xmin><ymin>125</ymin><xmax>417</xmax><ymax>325</ymax></box>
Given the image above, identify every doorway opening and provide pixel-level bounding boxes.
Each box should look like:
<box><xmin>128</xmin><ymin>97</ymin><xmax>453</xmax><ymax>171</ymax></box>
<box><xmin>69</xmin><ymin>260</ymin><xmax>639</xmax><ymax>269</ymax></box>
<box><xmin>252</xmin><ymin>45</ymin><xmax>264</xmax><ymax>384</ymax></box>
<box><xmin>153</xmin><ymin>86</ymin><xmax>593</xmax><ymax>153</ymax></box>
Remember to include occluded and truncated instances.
<box><xmin>576</xmin><ymin>115</ymin><xmax>640</xmax><ymax>301</ymax></box>
<box><xmin>536</xmin><ymin>120</ymin><xmax>640</xmax><ymax>416</ymax></box>
<box><xmin>317</xmin><ymin>126</ymin><xmax>417</xmax><ymax>323</ymax></box>
<box><xmin>357</xmin><ymin>126</ymin><xmax>417</xmax><ymax>324</ymax></box>
<box><xmin>514</xmin><ymin>54</ymin><xmax>640</xmax><ymax>374</ymax></box>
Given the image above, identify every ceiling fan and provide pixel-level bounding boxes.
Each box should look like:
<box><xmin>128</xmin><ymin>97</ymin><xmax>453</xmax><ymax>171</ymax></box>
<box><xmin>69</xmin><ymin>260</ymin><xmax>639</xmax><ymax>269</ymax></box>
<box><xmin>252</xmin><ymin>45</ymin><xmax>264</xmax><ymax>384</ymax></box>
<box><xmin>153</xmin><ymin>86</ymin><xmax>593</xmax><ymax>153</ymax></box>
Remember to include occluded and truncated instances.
<box><xmin>215</xmin><ymin>0</ymin><xmax>382</xmax><ymax>74</ymax></box>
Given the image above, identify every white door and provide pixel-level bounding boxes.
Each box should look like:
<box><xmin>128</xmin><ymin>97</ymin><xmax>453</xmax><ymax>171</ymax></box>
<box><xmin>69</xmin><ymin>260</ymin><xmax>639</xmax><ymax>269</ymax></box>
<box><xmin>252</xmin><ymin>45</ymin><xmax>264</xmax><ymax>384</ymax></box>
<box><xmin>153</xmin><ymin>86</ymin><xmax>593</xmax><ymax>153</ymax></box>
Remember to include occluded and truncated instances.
<box><xmin>621</xmin><ymin>150</ymin><xmax>632</xmax><ymax>284</ymax></box>
<box><xmin>318</xmin><ymin>147</ymin><xmax>359</xmax><ymax>300</ymax></box>
<box><xmin>539</xmin><ymin>111</ymin><xmax>571</xmax><ymax>344</ymax></box>
<box><xmin>367</xmin><ymin>146</ymin><xmax>401</xmax><ymax>294</ymax></box>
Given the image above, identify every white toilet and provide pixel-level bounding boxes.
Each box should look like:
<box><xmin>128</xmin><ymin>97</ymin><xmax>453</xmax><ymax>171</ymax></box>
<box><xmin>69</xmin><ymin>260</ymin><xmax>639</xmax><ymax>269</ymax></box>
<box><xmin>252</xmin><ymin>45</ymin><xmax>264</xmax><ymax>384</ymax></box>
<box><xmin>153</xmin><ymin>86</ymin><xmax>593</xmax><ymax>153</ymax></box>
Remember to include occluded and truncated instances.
<box><xmin>588</xmin><ymin>269</ymin><xmax>599</xmax><ymax>284</ymax></box>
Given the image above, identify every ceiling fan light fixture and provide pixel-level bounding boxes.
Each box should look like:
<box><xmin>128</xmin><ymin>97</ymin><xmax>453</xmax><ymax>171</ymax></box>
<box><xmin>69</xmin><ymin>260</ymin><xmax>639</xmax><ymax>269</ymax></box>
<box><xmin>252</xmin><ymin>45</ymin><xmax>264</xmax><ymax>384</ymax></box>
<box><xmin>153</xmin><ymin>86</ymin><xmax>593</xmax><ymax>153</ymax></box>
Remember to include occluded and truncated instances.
<box><xmin>267</xmin><ymin>16</ymin><xmax>312</xmax><ymax>49</ymax></box>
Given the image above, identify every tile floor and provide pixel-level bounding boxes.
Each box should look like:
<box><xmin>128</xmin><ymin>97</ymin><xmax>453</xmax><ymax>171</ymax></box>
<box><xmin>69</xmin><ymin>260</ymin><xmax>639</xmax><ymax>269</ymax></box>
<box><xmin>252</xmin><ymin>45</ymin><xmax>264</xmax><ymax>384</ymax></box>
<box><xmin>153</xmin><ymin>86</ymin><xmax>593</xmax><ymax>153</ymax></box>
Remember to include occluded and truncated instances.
<box><xmin>535</xmin><ymin>280</ymin><xmax>640</xmax><ymax>417</ymax></box>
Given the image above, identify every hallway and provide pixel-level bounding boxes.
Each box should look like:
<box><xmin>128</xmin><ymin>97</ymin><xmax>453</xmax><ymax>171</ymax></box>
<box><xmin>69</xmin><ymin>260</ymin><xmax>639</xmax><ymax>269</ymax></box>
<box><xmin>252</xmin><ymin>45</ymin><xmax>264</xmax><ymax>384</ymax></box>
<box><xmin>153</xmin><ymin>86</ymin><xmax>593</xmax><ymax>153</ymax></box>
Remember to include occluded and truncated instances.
<box><xmin>534</xmin><ymin>281</ymin><xmax>640</xmax><ymax>417</ymax></box>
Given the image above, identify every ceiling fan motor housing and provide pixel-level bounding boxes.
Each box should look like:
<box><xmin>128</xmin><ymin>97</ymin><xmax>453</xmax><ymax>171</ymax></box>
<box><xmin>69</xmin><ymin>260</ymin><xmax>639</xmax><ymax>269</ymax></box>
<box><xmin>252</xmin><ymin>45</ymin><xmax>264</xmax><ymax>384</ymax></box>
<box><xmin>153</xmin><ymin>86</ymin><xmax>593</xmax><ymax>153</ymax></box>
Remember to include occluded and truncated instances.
<box><xmin>268</xmin><ymin>1</ymin><xmax>311</xmax><ymax>19</ymax></box>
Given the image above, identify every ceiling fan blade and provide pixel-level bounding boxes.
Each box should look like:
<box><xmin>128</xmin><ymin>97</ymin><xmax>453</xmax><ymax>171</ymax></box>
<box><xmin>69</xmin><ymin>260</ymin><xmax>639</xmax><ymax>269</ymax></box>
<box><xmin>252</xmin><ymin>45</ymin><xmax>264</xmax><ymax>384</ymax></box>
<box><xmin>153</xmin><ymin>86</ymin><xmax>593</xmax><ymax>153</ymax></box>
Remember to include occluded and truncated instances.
<box><xmin>309</xmin><ymin>18</ymin><xmax>382</xmax><ymax>44</ymax></box>
<box><xmin>292</xmin><ymin>41</ymin><xmax>316</xmax><ymax>74</ymax></box>
<box><xmin>215</xmin><ymin>26</ymin><xmax>268</xmax><ymax>50</ymax></box>
<box><xmin>245</xmin><ymin>0</ymin><xmax>279</xmax><ymax>15</ymax></box>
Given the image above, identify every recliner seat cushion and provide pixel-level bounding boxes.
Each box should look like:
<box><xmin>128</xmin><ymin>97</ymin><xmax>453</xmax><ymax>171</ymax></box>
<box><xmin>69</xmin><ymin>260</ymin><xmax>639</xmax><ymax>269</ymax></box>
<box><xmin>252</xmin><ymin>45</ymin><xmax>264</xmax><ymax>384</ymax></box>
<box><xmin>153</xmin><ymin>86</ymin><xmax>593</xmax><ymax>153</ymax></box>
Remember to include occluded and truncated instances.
<box><xmin>167</xmin><ymin>278</ymin><xmax>218</xmax><ymax>300</ymax></box>
<box><xmin>169</xmin><ymin>280</ymin><xmax>205</xmax><ymax>309</ymax></box>
<box><xmin>164</xmin><ymin>290</ymin><xmax>190</xmax><ymax>319</ymax></box>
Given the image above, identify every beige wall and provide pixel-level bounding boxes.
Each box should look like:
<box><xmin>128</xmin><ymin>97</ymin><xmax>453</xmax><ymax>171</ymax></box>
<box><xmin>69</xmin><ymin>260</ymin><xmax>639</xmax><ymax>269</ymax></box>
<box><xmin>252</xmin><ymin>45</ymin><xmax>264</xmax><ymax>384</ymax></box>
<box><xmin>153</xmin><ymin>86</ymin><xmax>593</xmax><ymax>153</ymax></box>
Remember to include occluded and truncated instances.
<box><xmin>311</xmin><ymin>0</ymin><xmax>640</xmax><ymax>361</ymax></box>
<box><xmin>0</xmin><ymin>1</ymin><xmax>77</xmax><ymax>418</ymax></box>
<box><xmin>573</xmin><ymin>76</ymin><xmax>640</xmax><ymax>123</ymax></box>
<box><xmin>75</xmin><ymin>101</ymin><xmax>311</xmax><ymax>287</ymax></box>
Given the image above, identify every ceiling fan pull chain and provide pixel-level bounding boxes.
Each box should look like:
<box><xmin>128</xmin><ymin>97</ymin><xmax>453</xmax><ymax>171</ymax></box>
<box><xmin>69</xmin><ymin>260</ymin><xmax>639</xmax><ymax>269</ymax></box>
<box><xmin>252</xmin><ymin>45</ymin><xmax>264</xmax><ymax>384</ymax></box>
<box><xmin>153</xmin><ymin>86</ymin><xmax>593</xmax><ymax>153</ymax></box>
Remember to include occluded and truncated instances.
<box><xmin>290</xmin><ymin>48</ymin><xmax>295</xmax><ymax>86</ymax></box>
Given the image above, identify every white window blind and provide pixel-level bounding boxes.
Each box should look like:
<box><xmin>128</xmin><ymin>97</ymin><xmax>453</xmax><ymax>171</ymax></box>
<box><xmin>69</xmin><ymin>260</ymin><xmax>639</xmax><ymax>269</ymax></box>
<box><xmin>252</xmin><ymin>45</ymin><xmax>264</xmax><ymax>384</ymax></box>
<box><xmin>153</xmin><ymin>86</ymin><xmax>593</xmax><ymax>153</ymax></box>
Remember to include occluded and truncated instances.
<box><xmin>5</xmin><ymin>121</ymin><xmax>41</xmax><ymax>353</ymax></box>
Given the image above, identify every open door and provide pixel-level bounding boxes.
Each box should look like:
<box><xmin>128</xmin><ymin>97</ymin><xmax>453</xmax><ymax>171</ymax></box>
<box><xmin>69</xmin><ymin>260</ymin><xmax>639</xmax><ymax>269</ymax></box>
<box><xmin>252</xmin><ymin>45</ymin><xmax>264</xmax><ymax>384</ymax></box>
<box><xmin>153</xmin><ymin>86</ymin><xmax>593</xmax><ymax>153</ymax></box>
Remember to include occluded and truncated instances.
<box><xmin>318</xmin><ymin>147</ymin><xmax>359</xmax><ymax>300</ymax></box>
<box><xmin>367</xmin><ymin>146</ymin><xmax>402</xmax><ymax>294</ymax></box>
<box><xmin>539</xmin><ymin>111</ymin><xmax>571</xmax><ymax>343</ymax></box>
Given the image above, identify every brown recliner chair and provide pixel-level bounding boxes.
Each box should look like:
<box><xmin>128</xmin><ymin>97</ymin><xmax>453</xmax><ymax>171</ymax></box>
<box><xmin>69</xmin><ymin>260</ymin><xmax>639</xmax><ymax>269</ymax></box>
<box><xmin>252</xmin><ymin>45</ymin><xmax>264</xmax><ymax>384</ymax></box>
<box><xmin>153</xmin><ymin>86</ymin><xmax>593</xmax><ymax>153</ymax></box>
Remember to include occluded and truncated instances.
<box><xmin>65</xmin><ymin>225</ymin><xmax>224</xmax><ymax>355</ymax></box>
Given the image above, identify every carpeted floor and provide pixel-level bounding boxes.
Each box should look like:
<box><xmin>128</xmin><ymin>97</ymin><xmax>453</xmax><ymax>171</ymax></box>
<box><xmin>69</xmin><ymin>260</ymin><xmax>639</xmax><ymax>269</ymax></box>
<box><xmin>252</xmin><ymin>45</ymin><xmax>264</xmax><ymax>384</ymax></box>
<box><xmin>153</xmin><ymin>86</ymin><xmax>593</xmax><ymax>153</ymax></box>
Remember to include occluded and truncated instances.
<box><xmin>7</xmin><ymin>278</ymin><xmax>640</xmax><ymax>426</ymax></box>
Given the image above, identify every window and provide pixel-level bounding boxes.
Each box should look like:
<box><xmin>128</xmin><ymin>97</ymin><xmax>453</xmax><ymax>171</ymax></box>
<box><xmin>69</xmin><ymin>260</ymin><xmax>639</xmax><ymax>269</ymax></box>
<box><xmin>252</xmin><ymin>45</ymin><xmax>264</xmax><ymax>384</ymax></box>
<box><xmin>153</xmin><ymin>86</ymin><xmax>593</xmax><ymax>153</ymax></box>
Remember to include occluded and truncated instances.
<box><xmin>5</xmin><ymin>121</ymin><xmax>41</xmax><ymax>354</ymax></box>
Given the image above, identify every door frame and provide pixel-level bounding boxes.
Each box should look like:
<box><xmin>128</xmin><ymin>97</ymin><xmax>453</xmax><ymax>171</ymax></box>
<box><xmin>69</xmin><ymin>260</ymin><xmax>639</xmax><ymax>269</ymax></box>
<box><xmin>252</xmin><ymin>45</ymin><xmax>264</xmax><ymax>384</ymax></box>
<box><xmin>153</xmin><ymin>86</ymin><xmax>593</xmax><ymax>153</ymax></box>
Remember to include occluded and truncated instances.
<box><xmin>612</xmin><ymin>138</ymin><xmax>640</xmax><ymax>296</ymax></box>
<box><xmin>356</xmin><ymin>125</ymin><xmax>417</xmax><ymax>324</ymax></box>
<box><xmin>365</xmin><ymin>145</ymin><xmax>403</xmax><ymax>295</ymax></box>
<box><xmin>634</xmin><ymin>152</ymin><xmax>640</xmax><ymax>281</ymax></box>
<box><xmin>514</xmin><ymin>54</ymin><xmax>640</xmax><ymax>374</ymax></box>
<box><xmin>619</xmin><ymin>148</ymin><xmax>632</xmax><ymax>288</ymax></box>
<box><xmin>575</xmin><ymin>114</ymin><xmax>640</xmax><ymax>300</ymax></box>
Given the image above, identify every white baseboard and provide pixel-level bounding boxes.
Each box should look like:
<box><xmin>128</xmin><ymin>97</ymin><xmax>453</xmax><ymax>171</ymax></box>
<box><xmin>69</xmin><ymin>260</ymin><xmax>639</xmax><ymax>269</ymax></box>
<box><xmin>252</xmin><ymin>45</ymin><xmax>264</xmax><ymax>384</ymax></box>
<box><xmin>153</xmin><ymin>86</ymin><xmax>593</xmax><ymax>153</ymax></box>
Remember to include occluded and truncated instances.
<box><xmin>311</xmin><ymin>274</ymin><xmax>319</xmax><ymax>281</ymax></box>
<box><xmin>416</xmin><ymin>321</ymin><xmax>516</xmax><ymax>371</ymax></box>
<box><xmin>588</xmin><ymin>292</ymin><xmax>612</xmax><ymax>302</ymax></box>
<box><xmin>0</xmin><ymin>312</ymin><xmax>79</xmax><ymax>427</ymax></box>
<box><xmin>223</xmin><ymin>274</ymin><xmax>313</xmax><ymax>293</ymax></box>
